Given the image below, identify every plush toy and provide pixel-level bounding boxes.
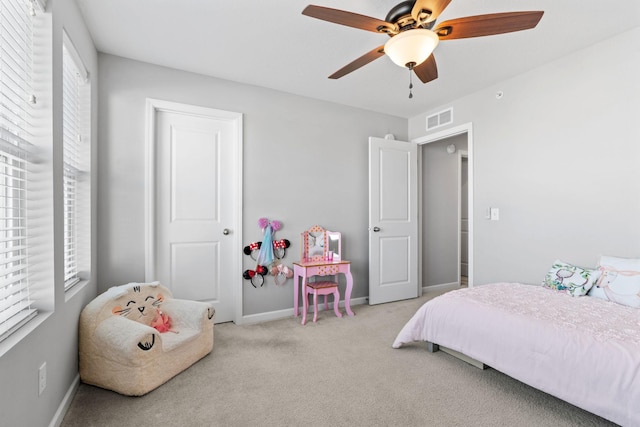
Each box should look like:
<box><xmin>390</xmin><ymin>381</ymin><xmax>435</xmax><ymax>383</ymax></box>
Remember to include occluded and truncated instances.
<box><xmin>151</xmin><ymin>309</ymin><xmax>172</xmax><ymax>333</ymax></box>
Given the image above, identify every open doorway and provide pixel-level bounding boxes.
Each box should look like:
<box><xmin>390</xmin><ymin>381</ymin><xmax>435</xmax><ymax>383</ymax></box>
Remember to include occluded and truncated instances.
<box><xmin>414</xmin><ymin>123</ymin><xmax>473</xmax><ymax>290</ymax></box>
<box><xmin>460</xmin><ymin>152</ymin><xmax>469</xmax><ymax>287</ymax></box>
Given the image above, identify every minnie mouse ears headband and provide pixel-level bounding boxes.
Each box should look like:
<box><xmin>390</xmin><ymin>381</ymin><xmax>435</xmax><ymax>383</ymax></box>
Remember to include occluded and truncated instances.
<box><xmin>243</xmin><ymin>241</ymin><xmax>262</xmax><ymax>260</ymax></box>
<box><xmin>243</xmin><ymin>239</ymin><xmax>290</xmax><ymax>260</ymax></box>
<box><xmin>243</xmin><ymin>265</ymin><xmax>268</xmax><ymax>288</ymax></box>
<box><xmin>273</xmin><ymin>239</ymin><xmax>290</xmax><ymax>259</ymax></box>
<box><xmin>270</xmin><ymin>264</ymin><xmax>294</xmax><ymax>286</ymax></box>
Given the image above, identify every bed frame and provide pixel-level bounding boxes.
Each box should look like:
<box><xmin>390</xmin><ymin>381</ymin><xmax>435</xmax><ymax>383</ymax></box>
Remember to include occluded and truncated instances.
<box><xmin>426</xmin><ymin>342</ymin><xmax>486</xmax><ymax>370</ymax></box>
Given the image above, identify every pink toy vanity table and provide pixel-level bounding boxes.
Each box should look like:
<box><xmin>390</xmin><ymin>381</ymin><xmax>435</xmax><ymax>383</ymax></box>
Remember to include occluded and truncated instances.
<box><xmin>293</xmin><ymin>259</ymin><xmax>355</xmax><ymax>318</ymax></box>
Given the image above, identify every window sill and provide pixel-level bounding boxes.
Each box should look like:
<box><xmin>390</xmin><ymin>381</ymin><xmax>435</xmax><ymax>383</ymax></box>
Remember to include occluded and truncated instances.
<box><xmin>0</xmin><ymin>310</ymin><xmax>51</xmax><ymax>358</ymax></box>
<box><xmin>64</xmin><ymin>278</ymin><xmax>90</xmax><ymax>303</ymax></box>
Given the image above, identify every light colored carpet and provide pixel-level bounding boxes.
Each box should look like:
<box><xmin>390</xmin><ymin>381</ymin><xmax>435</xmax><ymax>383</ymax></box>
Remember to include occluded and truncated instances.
<box><xmin>62</xmin><ymin>289</ymin><xmax>615</xmax><ymax>426</ymax></box>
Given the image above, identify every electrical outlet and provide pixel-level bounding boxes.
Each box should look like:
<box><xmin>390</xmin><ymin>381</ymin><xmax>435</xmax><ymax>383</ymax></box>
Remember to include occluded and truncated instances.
<box><xmin>38</xmin><ymin>362</ymin><xmax>46</xmax><ymax>396</ymax></box>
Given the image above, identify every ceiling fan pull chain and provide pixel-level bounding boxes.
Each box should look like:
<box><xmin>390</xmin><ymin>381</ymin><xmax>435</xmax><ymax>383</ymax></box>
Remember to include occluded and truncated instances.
<box><xmin>408</xmin><ymin>65</ymin><xmax>414</xmax><ymax>99</ymax></box>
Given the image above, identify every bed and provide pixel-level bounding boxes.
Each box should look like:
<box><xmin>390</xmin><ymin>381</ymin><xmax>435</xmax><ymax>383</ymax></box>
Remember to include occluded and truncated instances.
<box><xmin>392</xmin><ymin>282</ymin><xmax>640</xmax><ymax>426</ymax></box>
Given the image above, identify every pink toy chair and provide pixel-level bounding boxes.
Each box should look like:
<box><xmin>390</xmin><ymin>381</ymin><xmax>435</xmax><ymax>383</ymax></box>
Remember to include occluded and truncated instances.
<box><xmin>302</xmin><ymin>280</ymin><xmax>342</xmax><ymax>325</ymax></box>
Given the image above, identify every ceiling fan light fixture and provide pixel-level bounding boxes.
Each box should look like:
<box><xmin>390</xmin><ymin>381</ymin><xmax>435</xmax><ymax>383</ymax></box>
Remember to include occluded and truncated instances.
<box><xmin>384</xmin><ymin>28</ymin><xmax>439</xmax><ymax>68</ymax></box>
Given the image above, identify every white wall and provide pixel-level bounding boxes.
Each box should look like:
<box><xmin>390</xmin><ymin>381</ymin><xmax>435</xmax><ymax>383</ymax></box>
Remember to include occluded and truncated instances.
<box><xmin>97</xmin><ymin>54</ymin><xmax>407</xmax><ymax>316</ymax></box>
<box><xmin>0</xmin><ymin>0</ymin><xmax>99</xmax><ymax>426</ymax></box>
<box><xmin>410</xmin><ymin>27</ymin><xmax>640</xmax><ymax>285</ymax></box>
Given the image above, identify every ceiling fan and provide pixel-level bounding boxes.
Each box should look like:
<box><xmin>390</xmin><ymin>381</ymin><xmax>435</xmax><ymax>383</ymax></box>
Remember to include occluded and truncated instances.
<box><xmin>302</xmin><ymin>1</ymin><xmax>544</xmax><ymax>88</ymax></box>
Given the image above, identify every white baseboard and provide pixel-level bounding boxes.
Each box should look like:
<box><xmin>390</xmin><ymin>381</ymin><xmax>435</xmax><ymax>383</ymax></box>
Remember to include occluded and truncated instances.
<box><xmin>49</xmin><ymin>374</ymin><xmax>80</xmax><ymax>427</ymax></box>
<box><xmin>239</xmin><ymin>296</ymin><xmax>368</xmax><ymax>325</ymax></box>
<box><xmin>422</xmin><ymin>281</ymin><xmax>460</xmax><ymax>293</ymax></box>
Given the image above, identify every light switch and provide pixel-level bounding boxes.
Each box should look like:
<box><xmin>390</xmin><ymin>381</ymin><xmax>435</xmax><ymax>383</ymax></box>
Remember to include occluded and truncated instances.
<box><xmin>490</xmin><ymin>208</ymin><xmax>500</xmax><ymax>221</ymax></box>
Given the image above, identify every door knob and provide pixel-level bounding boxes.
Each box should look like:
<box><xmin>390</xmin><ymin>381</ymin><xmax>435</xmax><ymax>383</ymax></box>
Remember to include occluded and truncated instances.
<box><xmin>372</xmin><ymin>226</ymin><xmax>381</xmax><ymax>232</ymax></box>
<box><xmin>223</xmin><ymin>228</ymin><xmax>230</xmax><ymax>235</ymax></box>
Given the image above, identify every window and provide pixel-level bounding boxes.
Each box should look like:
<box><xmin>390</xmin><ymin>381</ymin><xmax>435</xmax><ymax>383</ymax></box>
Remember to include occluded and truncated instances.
<box><xmin>0</xmin><ymin>0</ymin><xmax>41</xmax><ymax>341</ymax></box>
<box><xmin>62</xmin><ymin>31</ymin><xmax>90</xmax><ymax>292</ymax></box>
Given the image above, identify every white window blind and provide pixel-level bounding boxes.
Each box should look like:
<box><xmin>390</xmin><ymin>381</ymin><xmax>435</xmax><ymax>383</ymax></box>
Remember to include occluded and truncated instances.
<box><xmin>30</xmin><ymin>0</ymin><xmax>46</xmax><ymax>13</ymax></box>
<box><xmin>62</xmin><ymin>32</ymin><xmax>89</xmax><ymax>291</ymax></box>
<box><xmin>0</xmin><ymin>0</ymin><xmax>38</xmax><ymax>341</ymax></box>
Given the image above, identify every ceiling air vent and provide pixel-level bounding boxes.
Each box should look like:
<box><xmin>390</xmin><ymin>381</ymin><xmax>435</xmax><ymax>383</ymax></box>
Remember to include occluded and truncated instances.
<box><xmin>426</xmin><ymin>107</ymin><xmax>453</xmax><ymax>131</ymax></box>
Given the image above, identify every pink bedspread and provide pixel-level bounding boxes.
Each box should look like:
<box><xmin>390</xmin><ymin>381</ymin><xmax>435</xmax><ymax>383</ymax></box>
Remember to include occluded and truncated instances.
<box><xmin>392</xmin><ymin>282</ymin><xmax>640</xmax><ymax>426</ymax></box>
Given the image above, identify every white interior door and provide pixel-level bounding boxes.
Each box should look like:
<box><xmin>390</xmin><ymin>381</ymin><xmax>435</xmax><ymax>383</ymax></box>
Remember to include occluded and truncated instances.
<box><xmin>146</xmin><ymin>100</ymin><xmax>241</xmax><ymax>323</ymax></box>
<box><xmin>368</xmin><ymin>136</ymin><xmax>419</xmax><ymax>304</ymax></box>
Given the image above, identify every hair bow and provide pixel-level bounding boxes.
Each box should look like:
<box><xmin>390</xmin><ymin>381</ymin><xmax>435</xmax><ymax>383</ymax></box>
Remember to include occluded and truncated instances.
<box><xmin>273</xmin><ymin>239</ymin><xmax>290</xmax><ymax>249</ymax></box>
<box><xmin>258</xmin><ymin>218</ymin><xmax>282</xmax><ymax>232</ymax></box>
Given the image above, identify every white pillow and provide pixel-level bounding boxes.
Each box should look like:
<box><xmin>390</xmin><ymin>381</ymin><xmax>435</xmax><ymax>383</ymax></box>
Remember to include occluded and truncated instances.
<box><xmin>542</xmin><ymin>260</ymin><xmax>601</xmax><ymax>297</ymax></box>
<box><xmin>588</xmin><ymin>255</ymin><xmax>640</xmax><ymax>308</ymax></box>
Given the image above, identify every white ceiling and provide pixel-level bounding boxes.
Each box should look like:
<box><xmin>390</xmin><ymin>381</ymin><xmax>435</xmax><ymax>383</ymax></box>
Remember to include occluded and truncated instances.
<box><xmin>74</xmin><ymin>0</ymin><xmax>640</xmax><ymax>118</ymax></box>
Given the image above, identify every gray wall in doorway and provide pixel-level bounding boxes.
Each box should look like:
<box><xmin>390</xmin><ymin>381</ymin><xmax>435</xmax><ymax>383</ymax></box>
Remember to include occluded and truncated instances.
<box><xmin>421</xmin><ymin>134</ymin><xmax>467</xmax><ymax>287</ymax></box>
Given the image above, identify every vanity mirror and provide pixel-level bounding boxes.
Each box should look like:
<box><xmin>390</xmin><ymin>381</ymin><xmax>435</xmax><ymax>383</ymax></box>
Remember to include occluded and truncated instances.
<box><xmin>301</xmin><ymin>225</ymin><xmax>341</xmax><ymax>262</ymax></box>
<box><xmin>326</xmin><ymin>231</ymin><xmax>341</xmax><ymax>261</ymax></box>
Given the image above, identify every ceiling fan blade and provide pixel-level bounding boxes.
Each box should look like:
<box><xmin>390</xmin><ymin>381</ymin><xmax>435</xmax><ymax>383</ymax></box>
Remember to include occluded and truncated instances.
<box><xmin>302</xmin><ymin>5</ymin><xmax>394</xmax><ymax>33</ymax></box>
<box><xmin>434</xmin><ymin>11</ymin><xmax>544</xmax><ymax>40</ymax></box>
<box><xmin>412</xmin><ymin>0</ymin><xmax>452</xmax><ymax>23</ymax></box>
<box><xmin>329</xmin><ymin>46</ymin><xmax>386</xmax><ymax>79</ymax></box>
<box><xmin>413</xmin><ymin>55</ymin><xmax>438</xmax><ymax>83</ymax></box>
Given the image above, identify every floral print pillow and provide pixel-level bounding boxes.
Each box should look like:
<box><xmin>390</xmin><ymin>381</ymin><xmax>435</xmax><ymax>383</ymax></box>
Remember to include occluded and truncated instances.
<box><xmin>542</xmin><ymin>260</ymin><xmax>601</xmax><ymax>297</ymax></box>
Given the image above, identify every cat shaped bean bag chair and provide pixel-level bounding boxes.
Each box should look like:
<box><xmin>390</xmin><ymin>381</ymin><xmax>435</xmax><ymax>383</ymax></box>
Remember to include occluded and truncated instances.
<box><xmin>79</xmin><ymin>282</ymin><xmax>215</xmax><ymax>396</ymax></box>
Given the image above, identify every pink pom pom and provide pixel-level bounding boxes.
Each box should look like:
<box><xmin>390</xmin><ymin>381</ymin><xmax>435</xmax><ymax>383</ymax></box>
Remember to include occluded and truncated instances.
<box><xmin>258</xmin><ymin>218</ymin><xmax>269</xmax><ymax>229</ymax></box>
<box><xmin>271</xmin><ymin>220</ymin><xmax>282</xmax><ymax>231</ymax></box>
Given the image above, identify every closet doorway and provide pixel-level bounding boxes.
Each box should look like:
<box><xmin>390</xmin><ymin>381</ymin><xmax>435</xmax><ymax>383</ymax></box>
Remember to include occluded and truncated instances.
<box><xmin>415</xmin><ymin>123</ymin><xmax>473</xmax><ymax>289</ymax></box>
